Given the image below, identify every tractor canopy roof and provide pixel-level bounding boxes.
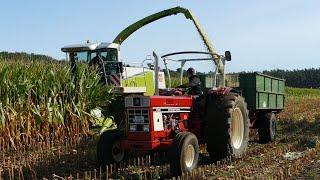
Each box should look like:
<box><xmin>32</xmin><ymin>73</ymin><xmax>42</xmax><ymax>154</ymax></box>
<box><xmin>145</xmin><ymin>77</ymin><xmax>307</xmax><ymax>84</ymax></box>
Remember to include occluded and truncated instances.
<box><xmin>61</xmin><ymin>42</ymin><xmax>119</xmax><ymax>52</ymax></box>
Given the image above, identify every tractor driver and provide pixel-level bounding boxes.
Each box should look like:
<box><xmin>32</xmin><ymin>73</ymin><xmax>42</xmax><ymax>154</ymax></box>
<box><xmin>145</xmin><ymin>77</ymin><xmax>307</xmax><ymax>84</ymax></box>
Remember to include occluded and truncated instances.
<box><xmin>186</xmin><ymin>67</ymin><xmax>203</xmax><ymax>96</ymax></box>
<box><xmin>186</xmin><ymin>67</ymin><xmax>204</xmax><ymax>130</ymax></box>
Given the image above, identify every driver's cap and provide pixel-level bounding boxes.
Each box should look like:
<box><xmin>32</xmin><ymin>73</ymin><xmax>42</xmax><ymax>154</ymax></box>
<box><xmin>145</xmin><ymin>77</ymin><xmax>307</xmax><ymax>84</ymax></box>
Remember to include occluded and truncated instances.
<box><xmin>187</xmin><ymin>67</ymin><xmax>196</xmax><ymax>75</ymax></box>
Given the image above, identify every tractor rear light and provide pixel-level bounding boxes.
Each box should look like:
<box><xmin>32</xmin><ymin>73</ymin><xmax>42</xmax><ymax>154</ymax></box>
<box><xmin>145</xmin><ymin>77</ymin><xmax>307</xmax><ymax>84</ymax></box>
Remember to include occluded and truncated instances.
<box><xmin>143</xmin><ymin>124</ymin><xmax>150</xmax><ymax>132</ymax></box>
<box><xmin>129</xmin><ymin>124</ymin><xmax>137</xmax><ymax>131</ymax></box>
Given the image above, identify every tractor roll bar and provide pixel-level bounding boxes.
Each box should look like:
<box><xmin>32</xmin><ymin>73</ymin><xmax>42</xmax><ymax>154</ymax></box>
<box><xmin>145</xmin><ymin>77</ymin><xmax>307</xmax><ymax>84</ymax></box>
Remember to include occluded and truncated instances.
<box><xmin>161</xmin><ymin>51</ymin><xmax>220</xmax><ymax>59</ymax></box>
<box><xmin>161</xmin><ymin>51</ymin><xmax>220</xmax><ymax>88</ymax></box>
<box><xmin>164</xmin><ymin>58</ymin><xmax>214</xmax><ymax>62</ymax></box>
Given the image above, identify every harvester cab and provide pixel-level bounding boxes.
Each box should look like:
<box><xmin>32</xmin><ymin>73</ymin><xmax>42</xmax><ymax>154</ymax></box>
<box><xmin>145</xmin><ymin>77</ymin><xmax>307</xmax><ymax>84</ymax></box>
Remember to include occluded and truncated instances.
<box><xmin>61</xmin><ymin>42</ymin><xmax>122</xmax><ymax>84</ymax></box>
<box><xmin>61</xmin><ymin>42</ymin><xmax>166</xmax><ymax>96</ymax></box>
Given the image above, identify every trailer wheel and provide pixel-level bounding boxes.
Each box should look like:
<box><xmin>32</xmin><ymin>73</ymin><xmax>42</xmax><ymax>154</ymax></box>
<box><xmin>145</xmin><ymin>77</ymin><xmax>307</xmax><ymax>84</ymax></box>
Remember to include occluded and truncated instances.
<box><xmin>205</xmin><ymin>92</ymin><xmax>249</xmax><ymax>161</ymax></box>
<box><xmin>258</xmin><ymin>112</ymin><xmax>276</xmax><ymax>143</ymax></box>
<box><xmin>97</xmin><ymin>129</ymin><xmax>125</xmax><ymax>167</ymax></box>
<box><xmin>170</xmin><ymin>132</ymin><xmax>199</xmax><ymax>177</ymax></box>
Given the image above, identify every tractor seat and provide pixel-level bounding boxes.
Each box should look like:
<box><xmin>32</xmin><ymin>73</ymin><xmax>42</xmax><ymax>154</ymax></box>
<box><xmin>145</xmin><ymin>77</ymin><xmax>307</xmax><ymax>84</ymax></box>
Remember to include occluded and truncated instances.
<box><xmin>159</xmin><ymin>88</ymin><xmax>187</xmax><ymax>96</ymax></box>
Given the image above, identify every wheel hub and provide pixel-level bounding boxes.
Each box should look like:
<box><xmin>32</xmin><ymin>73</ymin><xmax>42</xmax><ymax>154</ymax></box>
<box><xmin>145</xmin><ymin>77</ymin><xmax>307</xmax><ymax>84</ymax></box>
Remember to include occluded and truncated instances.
<box><xmin>231</xmin><ymin>107</ymin><xmax>244</xmax><ymax>149</ymax></box>
<box><xmin>184</xmin><ymin>144</ymin><xmax>195</xmax><ymax>168</ymax></box>
<box><xmin>112</xmin><ymin>141</ymin><xmax>124</xmax><ymax>162</ymax></box>
<box><xmin>271</xmin><ymin>119</ymin><xmax>276</xmax><ymax>137</ymax></box>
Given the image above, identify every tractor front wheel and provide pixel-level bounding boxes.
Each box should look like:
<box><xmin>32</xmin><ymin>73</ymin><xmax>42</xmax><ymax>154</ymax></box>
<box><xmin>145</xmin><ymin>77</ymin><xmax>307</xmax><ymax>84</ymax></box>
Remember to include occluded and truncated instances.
<box><xmin>97</xmin><ymin>129</ymin><xmax>125</xmax><ymax>167</ymax></box>
<box><xmin>169</xmin><ymin>132</ymin><xmax>199</xmax><ymax>177</ymax></box>
<box><xmin>205</xmin><ymin>92</ymin><xmax>249</xmax><ymax>161</ymax></box>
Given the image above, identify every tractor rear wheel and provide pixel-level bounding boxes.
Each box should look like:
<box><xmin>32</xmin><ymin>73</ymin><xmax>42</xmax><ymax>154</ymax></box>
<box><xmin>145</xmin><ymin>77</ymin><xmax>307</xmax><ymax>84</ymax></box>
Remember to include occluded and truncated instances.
<box><xmin>97</xmin><ymin>129</ymin><xmax>125</xmax><ymax>167</ymax></box>
<box><xmin>258</xmin><ymin>112</ymin><xmax>276</xmax><ymax>143</ymax></box>
<box><xmin>205</xmin><ymin>92</ymin><xmax>249</xmax><ymax>161</ymax></box>
<box><xmin>169</xmin><ymin>132</ymin><xmax>199</xmax><ymax>177</ymax></box>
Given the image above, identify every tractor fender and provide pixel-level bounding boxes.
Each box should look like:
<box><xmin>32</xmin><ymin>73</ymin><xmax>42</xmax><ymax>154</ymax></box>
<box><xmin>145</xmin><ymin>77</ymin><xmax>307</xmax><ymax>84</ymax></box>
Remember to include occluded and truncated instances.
<box><xmin>203</xmin><ymin>87</ymin><xmax>240</xmax><ymax>117</ymax></box>
<box><xmin>207</xmin><ymin>87</ymin><xmax>238</xmax><ymax>96</ymax></box>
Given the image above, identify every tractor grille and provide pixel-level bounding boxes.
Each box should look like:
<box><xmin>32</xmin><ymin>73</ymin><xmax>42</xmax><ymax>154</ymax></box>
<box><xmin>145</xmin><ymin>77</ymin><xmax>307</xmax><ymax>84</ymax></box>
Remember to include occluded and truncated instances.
<box><xmin>127</xmin><ymin>109</ymin><xmax>150</xmax><ymax>124</ymax></box>
<box><xmin>127</xmin><ymin>108</ymin><xmax>150</xmax><ymax>132</ymax></box>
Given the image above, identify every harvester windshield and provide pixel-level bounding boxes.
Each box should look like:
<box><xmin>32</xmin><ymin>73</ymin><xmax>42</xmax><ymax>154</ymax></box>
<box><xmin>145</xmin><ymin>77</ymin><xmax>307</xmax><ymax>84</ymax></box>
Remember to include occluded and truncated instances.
<box><xmin>61</xmin><ymin>42</ymin><xmax>119</xmax><ymax>63</ymax></box>
<box><xmin>70</xmin><ymin>49</ymin><xmax>121</xmax><ymax>74</ymax></box>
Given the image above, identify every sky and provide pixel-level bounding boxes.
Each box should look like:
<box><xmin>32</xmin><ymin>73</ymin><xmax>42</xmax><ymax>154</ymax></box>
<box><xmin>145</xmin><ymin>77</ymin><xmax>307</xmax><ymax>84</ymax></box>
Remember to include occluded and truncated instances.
<box><xmin>0</xmin><ymin>0</ymin><xmax>320</xmax><ymax>73</ymax></box>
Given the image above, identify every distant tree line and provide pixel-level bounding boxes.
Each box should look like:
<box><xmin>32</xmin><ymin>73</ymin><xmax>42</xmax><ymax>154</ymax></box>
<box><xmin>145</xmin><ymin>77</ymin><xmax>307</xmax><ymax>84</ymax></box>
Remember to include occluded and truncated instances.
<box><xmin>0</xmin><ymin>51</ymin><xmax>56</xmax><ymax>61</ymax></box>
<box><xmin>263</xmin><ymin>68</ymin><xmax>320</xmax><ymax>88</ymax></box>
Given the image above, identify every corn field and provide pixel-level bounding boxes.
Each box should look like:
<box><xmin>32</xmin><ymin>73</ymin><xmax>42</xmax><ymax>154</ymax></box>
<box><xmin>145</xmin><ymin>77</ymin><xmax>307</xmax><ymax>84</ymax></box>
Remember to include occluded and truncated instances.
<box><xmin>0</xmin><ymin>57</ymin><xmax>115</xmax><ymax>152</ymax></box>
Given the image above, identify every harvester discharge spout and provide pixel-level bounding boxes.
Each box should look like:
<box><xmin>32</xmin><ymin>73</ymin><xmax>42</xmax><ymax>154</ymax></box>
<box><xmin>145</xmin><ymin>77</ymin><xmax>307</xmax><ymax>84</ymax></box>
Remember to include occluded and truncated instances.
<box><xmin>112</xmin><ymin>6</ymin><xmax>224</xmax><ymax>74</ymax></box>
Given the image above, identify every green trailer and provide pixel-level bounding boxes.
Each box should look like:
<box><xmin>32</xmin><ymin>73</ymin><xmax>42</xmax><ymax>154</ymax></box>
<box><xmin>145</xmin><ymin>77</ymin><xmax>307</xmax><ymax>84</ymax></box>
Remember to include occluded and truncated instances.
<box><xmin>200</xmin><ymin>72</ymin><xmax>285</xmax><ymax>111</ymax></box>
<box><xmin>238</xmin><ymin>72</ymin><xmax>285</xmax><ymax>143</ymax></box>
<box><xmin>239</xmin><ymin>72</ymin><xmax>285</xmax><ymax>111</ymax></box>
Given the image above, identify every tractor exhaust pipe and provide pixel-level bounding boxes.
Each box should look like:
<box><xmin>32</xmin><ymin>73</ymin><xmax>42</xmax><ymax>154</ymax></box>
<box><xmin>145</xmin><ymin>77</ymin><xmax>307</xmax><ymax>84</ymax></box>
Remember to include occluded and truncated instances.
<box><xmin>153</xmin><ymin>51</ymin><xmax>159</xmax><ymax>95</ymax></box>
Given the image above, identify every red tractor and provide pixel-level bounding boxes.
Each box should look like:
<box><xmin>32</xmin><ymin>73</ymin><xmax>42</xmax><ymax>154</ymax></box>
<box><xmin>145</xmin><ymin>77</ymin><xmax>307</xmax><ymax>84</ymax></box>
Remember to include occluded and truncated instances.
<box><xmin>97</xmin><ymin>51</ymin><xmax>285</xmax><ymax>176</ymax></box>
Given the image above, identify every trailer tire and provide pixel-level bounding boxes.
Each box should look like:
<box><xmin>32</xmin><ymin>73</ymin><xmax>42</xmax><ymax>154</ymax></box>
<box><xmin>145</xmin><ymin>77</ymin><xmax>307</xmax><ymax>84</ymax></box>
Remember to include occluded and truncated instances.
<box><xmin>97</xmin><ymin>129</ymin><xmax>125</xmax><ymax>167</ymax></box>
<box><xmin>205</xmin><ymin>92</ymin><xmax>249</xmax><ymax>162</ymax></box>
<box><xmin>258</xmin><ymin>112</ymin><xmax>276</xmax><ymax>143</ymax></box>
<box><xmin>170</xmin><ymin>132</ymin><xmax>199</xmax><ymax>177</ymax></box>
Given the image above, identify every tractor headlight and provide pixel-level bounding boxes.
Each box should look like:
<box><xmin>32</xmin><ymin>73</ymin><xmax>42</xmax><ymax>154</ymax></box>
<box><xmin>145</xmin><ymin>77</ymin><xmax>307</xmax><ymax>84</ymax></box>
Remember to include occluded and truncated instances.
<box><xmin>143</xmin><ymin>124</ymin><xmax>150</xmax><ymax>132</ymax></box>
<box><xmin>129</xmin><ymin>124</ymin><xmax>137</xmax><ymax>131</ymax></box>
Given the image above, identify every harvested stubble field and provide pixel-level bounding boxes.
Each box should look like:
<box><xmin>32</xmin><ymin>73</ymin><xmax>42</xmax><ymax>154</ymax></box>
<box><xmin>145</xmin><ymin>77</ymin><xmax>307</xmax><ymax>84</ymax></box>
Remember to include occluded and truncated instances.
<box><xmin>0</xmin><ymin>58</ymin><xmax>320</xmax><ymax>179</ymax></box>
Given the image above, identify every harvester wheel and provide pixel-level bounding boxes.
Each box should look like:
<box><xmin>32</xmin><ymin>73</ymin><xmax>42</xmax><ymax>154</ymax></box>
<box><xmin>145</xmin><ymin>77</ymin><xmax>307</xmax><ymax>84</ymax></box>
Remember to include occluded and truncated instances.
<box><xmin>97</xmin><ymin>129</ymin><xmax>125</xmax><ymax>167</ymax></box>
<box><xmin>258</xmin><ymin>112</ymin><xmax>276</xmax><ymax>143</ymax></box>
<box><xmin>205</xmin><ymin>92</ymin><xmax>249</xmax><ymax>161</ymax></box>
<box><xmin>169</xmin><ymin>132</ymin><xmax>199</xmax><ymax>177</ymax></box>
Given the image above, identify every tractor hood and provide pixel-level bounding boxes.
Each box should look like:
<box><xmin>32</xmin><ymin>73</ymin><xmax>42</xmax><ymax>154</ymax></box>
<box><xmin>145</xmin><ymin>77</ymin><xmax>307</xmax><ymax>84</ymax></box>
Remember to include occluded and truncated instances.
<box><xmin>61</xmin><ymin>42</ymin><xmax>119</xmax><ymax>52</ymax></box>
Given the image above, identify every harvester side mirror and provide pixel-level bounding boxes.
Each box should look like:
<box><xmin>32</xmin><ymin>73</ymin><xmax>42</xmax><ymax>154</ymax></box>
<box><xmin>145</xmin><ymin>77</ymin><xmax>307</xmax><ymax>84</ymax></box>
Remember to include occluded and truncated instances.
<box><xmin>225</xmin><ymin>51</ymin><xmax>231</xmax><ymax>61</ymax></box>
